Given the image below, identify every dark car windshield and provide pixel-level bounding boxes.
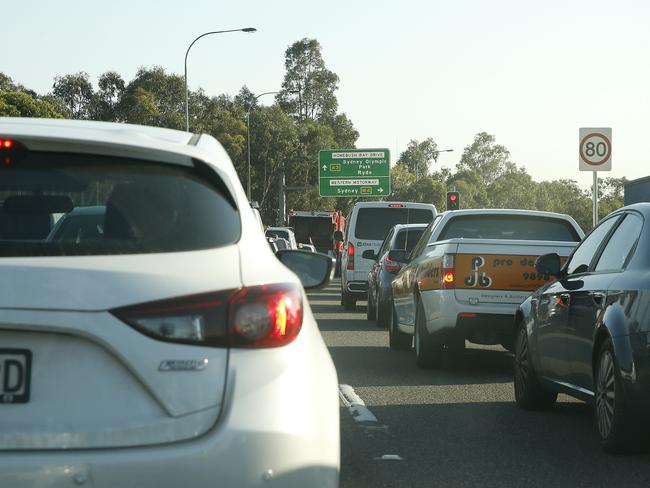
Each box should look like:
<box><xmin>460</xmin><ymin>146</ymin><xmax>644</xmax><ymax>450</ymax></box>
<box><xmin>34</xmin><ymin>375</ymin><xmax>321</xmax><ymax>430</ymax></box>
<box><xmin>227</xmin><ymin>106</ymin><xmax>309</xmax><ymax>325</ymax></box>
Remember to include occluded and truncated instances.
<box><xmin>437</xmin><ymin>215</ymin><xmax>581</xmax><ymax>242</ymax></box>
<box><xmin>0</xmin><ymin>152</ymin><xmax>240</xmax><ymax>256</ymax></box>
<box><xmin>354</xmin><ymin>207</ymin><xmax>434</xmax><ymax>240</ymax></box>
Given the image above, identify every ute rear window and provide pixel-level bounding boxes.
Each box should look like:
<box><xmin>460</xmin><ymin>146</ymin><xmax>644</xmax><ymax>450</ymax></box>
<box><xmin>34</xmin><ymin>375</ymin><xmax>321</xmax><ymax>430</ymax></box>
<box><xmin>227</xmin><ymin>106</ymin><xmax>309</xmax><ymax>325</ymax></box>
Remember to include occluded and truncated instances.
<box><xmin>354</xmin><ymin>208</ymin><xmax>434</xmax><ymax>240</ymax></box>
<box><xmin>437</xmin><ymin>215</ymin><xmax>580</xmax><ymax>242</ymax></box>
<box><xmin>0</xmin><ymin>152</ymin><xmax>240</xmax><ymax>256</ymax></box>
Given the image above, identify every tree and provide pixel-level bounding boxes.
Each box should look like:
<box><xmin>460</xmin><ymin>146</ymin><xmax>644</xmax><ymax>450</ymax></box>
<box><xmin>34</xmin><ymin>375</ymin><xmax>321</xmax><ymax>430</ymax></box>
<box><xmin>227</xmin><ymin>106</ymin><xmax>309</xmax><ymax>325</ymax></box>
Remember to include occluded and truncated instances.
<box><xmin>116</xmin><ymin>66</ymin><xmax>184</xmax><ymax>129</ymax></box>
<box><xmin>455</xmin><ymin>132</ymin><xmax>515</xmax><ymax>186</ymax></box>
<box><xmin>276</xmin><ymin>38</ymin><xmax>339</xmax><ymax>121</ymax></box>
<box><xmin>91</xmin><ymin>71</ymin><xmax>125</xmax><ymax>121</ymax></box>
<box><xmin>399</xmin><ymin>138</ymin><xmax>439</xmax><ymax>180</ymax></box>
<box><xmin>52</xmin><ymin>72</ymin><xmax>94</xmax><ymax>119</ymax></box>
<box><xmin>0</xmin><ymin>91</ymin><xmax>66</xmax><ymax>118</ymax></box>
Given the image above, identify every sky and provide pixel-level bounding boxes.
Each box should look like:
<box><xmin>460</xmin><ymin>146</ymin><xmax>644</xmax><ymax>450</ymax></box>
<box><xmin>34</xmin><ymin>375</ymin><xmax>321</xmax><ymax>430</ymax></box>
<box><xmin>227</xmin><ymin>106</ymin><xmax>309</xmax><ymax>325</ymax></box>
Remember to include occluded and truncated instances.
<box><xmin>4</xmin><ymin>0</ymin><xmax>649</xmax><ymax>190</ymax></box>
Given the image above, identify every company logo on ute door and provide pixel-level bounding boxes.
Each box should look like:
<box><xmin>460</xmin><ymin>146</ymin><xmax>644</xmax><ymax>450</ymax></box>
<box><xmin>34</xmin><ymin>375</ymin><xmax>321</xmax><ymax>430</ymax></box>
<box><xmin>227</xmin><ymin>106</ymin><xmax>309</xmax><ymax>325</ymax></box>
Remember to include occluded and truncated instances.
<box><xmin>463</xmin><ymin>256</ymin><xmax>493</xmax><ymax>288</ymax></box>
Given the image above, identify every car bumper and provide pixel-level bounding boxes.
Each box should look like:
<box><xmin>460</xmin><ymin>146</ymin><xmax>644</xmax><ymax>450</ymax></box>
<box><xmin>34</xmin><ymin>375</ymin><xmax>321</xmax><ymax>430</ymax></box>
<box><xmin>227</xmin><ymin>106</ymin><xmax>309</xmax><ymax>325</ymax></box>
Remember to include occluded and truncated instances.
<box><xmin>0</xmin><ymin>314</ymin><xmax>340</xmax><ymax>488</ymax></box>
<box><xmin>420</xmin><ymin>289</ymin><xmax>518</xmax><ymax>343</ymax></box>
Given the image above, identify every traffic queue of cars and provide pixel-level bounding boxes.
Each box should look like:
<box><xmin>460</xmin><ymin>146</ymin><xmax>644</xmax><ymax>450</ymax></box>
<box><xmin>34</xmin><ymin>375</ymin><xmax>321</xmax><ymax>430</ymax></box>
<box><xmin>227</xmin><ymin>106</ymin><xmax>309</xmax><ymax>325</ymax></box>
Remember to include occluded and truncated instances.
<box><xmin>0</xmin><ymin>118</ymin><xmax>339</xmax><ymax>488</ymax></box>
<box><xmin>355</xmin><ymin>199</ymin><xmax>650</xmax><ymax>453</ymax></box>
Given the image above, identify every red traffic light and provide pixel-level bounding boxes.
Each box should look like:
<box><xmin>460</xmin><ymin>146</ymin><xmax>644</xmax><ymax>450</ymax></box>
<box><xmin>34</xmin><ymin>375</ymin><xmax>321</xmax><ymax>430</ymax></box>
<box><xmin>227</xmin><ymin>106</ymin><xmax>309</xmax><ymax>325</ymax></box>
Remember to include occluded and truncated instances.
<box><xmin>449</xmin><ymin>194</ymin><xmax>457</xmax><ymax>202</ymax></box>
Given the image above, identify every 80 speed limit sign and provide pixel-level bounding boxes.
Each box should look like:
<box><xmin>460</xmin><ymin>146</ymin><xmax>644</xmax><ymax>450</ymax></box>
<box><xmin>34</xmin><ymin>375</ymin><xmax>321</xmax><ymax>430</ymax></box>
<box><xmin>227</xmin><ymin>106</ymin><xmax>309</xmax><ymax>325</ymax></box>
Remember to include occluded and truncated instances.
<box><xmin>579</xmin><ymin>127</ymin><xmax>612</xmax><ymax>171</ymax></box>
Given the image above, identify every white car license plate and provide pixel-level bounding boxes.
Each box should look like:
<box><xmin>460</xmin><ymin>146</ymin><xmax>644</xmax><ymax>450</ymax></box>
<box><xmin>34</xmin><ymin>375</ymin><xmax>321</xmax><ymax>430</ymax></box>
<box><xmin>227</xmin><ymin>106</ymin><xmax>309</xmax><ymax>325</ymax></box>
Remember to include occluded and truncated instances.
<box><xmin>0</xmin><ymin>349</ymin><xmax>32</xmax><ymax>404</ymax></box>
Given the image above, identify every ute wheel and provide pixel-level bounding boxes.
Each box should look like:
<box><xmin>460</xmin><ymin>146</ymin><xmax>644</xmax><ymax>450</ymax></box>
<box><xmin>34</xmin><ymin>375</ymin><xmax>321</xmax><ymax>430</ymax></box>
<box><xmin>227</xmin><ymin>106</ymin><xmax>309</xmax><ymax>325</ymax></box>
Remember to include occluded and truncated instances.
<box><xmin>342</xmin><ymin>290</ymin><xmax>357</xmax><ymax>311</ymax></box>
<box><xmin>595</xmin><ymin>338</ymin><xmax>642</xmax><ymax>454</ymax></box>
<box><xmin>513</xmin><ymin>324</ymin><xmax>557</xmax><ymax>410</ymax></box>
<box><xmin>414</xmin><ymin>300</ymin><xmax>443</xmax><ymax>369</ymax></box>
<box><xmin>366</xmin><ymin>289</ymin><xmax>376</xmax><ymax>321</ymax></box>
<box><xmin>389</xmin><ymin>305</ymin><xmax>412</xmax><ymax>350</ymax></box>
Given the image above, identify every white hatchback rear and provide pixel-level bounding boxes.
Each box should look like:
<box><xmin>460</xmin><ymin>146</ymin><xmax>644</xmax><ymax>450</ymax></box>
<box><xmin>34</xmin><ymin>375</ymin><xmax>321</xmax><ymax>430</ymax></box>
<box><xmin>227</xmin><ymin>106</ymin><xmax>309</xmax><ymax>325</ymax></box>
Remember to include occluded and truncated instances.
<box><xmin>0</xmin><ymin>118</ymin><xmax>339</xmax><ymax>488</ymax></box>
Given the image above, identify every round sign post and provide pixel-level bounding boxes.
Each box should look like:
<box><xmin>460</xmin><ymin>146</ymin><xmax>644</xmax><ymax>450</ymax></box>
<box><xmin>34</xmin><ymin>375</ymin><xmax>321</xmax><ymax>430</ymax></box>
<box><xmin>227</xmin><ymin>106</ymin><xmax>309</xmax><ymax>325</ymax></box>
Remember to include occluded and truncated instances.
<box><xmin>579</xmin><ymin>128</ymin><xmax>612</xmax><ymax>227</ymax></box>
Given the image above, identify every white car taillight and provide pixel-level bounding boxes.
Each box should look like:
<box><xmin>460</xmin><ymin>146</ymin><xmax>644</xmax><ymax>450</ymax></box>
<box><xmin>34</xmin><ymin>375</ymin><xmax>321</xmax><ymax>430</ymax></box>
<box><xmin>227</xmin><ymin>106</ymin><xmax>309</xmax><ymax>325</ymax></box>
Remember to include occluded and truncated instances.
<box><xmin>111</xmin><ymin>283</ymin><xmax>303</xmax><ymax>348</ymax></box>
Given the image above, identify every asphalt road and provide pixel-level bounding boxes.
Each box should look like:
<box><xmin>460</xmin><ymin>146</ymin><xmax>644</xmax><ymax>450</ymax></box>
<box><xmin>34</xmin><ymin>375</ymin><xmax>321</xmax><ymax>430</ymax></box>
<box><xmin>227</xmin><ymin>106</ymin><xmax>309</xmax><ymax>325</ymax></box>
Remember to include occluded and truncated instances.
<box><xmin>308</xmin><ymin>279</ymin><xmax>650</xmax><ymax>488</ymax></box>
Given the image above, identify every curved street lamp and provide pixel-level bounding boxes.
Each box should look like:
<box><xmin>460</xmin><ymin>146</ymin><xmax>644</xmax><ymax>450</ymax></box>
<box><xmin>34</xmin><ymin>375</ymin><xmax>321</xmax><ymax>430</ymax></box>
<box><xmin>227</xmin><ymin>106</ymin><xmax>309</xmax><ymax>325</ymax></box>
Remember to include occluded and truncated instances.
<box><xmin>246</xmin><ymin>91</ymin><xmax>278</xmax><ymax>200</ymax></box>
<box><xmin>416</xmin><ymin>148</ymin><xmax>454</xmax><ymax>182</ymax></box>
<box><xmin>184</xmin><ymin>27</ymin><xmax>257</xmax><ymax>132</ymax></box>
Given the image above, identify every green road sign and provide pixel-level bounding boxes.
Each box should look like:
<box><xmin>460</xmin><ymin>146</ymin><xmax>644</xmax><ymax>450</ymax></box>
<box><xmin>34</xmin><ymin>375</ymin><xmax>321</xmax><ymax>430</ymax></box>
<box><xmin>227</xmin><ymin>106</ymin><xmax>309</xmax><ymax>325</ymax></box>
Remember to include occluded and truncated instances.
<box><xmin>319</xmin><ymin>149</ymin><xmax>391</xmax><ymax>197</ymax></box>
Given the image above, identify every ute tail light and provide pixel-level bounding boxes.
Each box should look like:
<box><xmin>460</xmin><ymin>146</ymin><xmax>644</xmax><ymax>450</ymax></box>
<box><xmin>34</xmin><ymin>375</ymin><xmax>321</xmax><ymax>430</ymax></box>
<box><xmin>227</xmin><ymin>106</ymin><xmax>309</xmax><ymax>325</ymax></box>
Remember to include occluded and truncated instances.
<box><xmin>347</xmin><ymin>242</ymin><xmax>355</xmax><ymax>270</ymax></box>
<box><xmin>111</xmin><ymin>283</ymin><xmax>303</xmax><ymax>348</ymax></box>
<box><xmin>441</xmin><ymin>254</ymin><xmax>455</xmax><ymax>289</ymax></box>
<box><xmin>385</xmin><ymin>256</ymin><xmax>401</xmax><ymax>274</ymax></box>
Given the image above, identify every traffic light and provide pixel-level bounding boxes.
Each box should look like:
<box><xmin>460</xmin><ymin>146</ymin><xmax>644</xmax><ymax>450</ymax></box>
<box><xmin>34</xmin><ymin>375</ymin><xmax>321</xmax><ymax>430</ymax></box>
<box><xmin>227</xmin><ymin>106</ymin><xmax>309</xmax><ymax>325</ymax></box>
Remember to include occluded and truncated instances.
<box><xmin>446</xmin><ymin>191</ymin><xmax>460</xmax><ymax>210</ymax></box>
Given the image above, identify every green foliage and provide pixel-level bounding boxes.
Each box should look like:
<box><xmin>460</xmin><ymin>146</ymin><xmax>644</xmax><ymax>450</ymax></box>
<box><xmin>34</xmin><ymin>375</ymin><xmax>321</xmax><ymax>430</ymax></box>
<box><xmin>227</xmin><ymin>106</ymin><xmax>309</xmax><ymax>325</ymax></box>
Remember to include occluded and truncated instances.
<box><xmin>399</xmin><ymin>138</ymin><xmax>439</xmax><ymax>180</ymax></box>
<box><xmin>0</xmin><ymin>91</ymin><xmax>66</xmax><ymax>118</ymax></box>
<box><xmin>52</xmin><ymin>71</ymin><xmax>94</xmax><ymax>119</ymax></box>
<box><xmin>277</xmin><ymin>38</ymin><xmax>339</xmax><ymax>121</ymax></box>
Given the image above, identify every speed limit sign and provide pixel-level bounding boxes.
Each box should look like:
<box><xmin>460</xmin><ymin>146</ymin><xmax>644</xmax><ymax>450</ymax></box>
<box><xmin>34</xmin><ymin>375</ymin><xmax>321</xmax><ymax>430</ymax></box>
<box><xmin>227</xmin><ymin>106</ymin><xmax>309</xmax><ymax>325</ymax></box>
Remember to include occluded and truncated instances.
<box><xmin>579</xmin><ymin>127</ymin><xmax>612</xmax><ymax>171</ymax></box>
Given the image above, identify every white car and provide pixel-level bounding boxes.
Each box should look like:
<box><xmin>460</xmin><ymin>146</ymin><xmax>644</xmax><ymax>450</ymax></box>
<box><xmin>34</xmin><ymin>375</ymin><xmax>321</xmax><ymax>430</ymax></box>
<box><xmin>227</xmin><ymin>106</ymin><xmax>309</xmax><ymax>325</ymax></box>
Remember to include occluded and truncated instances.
<box><xmin>339</xmin><ymin>201</ymin><xmax>437</xmax><ymax>310</ymax></box>
<box><xmin>265</xmin><ymin>226</ymin><xmax>298</xmax><ymax>249</ymax></box>
<box><xmin>0</xmin><ymin>118</ymin><xmax>339</xmax><ymax>488</ymax></box>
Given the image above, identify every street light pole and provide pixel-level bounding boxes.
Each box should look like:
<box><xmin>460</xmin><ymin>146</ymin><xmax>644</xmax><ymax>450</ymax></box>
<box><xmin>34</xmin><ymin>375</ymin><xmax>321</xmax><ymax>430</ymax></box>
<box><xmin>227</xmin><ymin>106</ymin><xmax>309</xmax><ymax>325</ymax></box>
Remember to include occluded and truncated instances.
<box><xmin>184</xmin><ymin>27</ymin><xmax>256</xmax><ymax>132</ymax></box>
<box><xmin>246</xmin><ymin>91</ymin><xmax>278</xmax><ymax>201</ymax></box>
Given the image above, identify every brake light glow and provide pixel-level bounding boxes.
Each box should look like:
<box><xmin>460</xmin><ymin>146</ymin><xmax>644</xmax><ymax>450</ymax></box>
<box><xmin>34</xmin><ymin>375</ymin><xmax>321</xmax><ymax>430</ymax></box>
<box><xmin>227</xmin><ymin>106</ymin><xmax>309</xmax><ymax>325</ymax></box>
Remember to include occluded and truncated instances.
<box><xmin>385</xmin><ymin>256</ymin><xmax>401</xmax><ymax>274</ymax></box>
<box><xmin>347</xmin><ymin>242</ymin><xmax>355</xmax><ymax>270</ymax></box>
<box><xmin>1</xmin><ymin>139</ymin><xmax>14</xmax><ymax>149</ymax></box>
<box><xmin>441</xmin><ymin>254</ymin><xmax>456</xmax><ymax>289</ymax></box>
<box><xmin>111</xmin><ymin>283</ymin><xmax>303</xmax><ymax>348</ymax></box>
<box><xmin>388</xmin><ymin>203</ymin><xmax>404</xmax><ymax>208</ymax></box>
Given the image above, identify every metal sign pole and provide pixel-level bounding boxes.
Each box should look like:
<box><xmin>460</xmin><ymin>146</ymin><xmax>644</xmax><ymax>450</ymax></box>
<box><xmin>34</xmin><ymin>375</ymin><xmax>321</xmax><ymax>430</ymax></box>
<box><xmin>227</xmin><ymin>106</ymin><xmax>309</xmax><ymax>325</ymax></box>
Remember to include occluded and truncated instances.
<box><xmin>593</xmin><ymin>170</ymin><xmax>598</xmax><ymax>227</ymax></box>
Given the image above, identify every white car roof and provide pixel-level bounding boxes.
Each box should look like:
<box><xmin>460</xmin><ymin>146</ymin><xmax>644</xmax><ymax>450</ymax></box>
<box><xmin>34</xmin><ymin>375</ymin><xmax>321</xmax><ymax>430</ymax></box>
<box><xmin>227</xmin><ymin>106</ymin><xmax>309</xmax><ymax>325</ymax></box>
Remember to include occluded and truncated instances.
<box><xmin>0</xmin><ymin>117</ymin><xmax>242</xmax><ymax>200</ymax></box>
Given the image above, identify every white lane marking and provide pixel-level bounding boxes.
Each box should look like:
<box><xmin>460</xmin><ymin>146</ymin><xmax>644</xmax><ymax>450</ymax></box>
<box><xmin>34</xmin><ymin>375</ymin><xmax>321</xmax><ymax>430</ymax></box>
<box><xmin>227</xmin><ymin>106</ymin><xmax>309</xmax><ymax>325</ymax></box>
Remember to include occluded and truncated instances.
<box><xmin>373</xmin><ymin>455</ymin><xmax>404</xmax><ymax>461</ymax></box>
<box><xmin>339</xmin><ymin>384</ymin><xmax>378</xmax><ymax>423</ymax></box>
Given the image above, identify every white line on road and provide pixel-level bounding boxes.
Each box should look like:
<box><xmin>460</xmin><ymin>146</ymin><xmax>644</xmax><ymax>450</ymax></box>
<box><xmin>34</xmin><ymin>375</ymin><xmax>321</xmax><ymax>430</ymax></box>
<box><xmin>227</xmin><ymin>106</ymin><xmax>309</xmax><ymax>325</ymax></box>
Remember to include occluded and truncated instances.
<box><xmin>339</xmin><ymin>384</ymin><xmax>378</xmax><ymax>423</ymax></box>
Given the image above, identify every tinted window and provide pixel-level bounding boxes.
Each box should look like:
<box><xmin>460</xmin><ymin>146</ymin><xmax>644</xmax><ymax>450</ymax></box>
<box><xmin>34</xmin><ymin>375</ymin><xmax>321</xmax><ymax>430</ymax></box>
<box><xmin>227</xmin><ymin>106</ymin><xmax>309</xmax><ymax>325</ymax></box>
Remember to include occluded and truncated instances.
<box><xmin>393</xmin><ymin>229</ymin><xmax>425</xmax><ymax>252</ymax></box>
<box><xmin>354</xmin><ymin>208</ymin><xmax>434</xmax><ymax>240</ymax></box>
<box><xmin>411</xmin><ymin>216</ymin><xmax>441</xmax><ymax>259</ymax></box>
<box><xmin>0</xmin><ymin>152</ymin><xmax>240</xmax><ymax>256</ymax></box>
<box><xmin>378</xmin><ymin>229</ymin><xmax>394</xmax><ymax>256</ymax></box>
<box><xmin>438</xmin><ymin>215</ymin><xmax>581</xmax><ymax>241</ymax></box>
<box><xmin>595</xmin><ymin>214</ymin><xmax>643</xmax><ymax>271</ymax></box>
<box><xmin>565</xmin><ymin>216</ymin><xmax>620</xmax><ymax>275</ymax></box>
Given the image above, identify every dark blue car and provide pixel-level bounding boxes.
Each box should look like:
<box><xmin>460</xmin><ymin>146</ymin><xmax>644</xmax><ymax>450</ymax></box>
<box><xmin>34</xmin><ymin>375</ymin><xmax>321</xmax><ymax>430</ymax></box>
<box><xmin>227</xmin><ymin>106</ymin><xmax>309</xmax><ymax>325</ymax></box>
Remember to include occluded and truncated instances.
<box><xmin>514</xmin><ymin>203</ymin><xmax>650</xmax><ymax>453</ymax></box>
<box><xmin>365</xmin><ymin>224</ymin><xmax>427</xmax><ymax>327</ymax></box>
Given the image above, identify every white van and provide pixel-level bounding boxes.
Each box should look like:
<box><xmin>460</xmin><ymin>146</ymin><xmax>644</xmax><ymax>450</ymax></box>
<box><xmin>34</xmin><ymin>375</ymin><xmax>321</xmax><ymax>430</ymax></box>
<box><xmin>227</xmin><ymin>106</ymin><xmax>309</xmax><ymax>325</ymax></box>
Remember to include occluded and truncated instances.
<box><xmin>340</xmin><ymin>201</ymin><xmax>437</xmax><ymax>309</ymax></box>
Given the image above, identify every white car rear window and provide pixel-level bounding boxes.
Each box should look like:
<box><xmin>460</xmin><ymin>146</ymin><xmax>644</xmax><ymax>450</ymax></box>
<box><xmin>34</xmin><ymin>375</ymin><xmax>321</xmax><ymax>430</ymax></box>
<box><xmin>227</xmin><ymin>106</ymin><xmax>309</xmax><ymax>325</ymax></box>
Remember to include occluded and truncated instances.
<box><xmin>0</xmin><ymin>150</ymin><xmax>240</xmax><ymax>256</ymax></box>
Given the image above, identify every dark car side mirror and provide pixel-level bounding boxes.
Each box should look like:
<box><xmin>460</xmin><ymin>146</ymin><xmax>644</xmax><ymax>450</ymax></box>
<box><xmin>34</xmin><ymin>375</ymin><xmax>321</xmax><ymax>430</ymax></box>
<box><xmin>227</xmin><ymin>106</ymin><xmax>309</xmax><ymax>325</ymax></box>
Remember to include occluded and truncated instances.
<box><xmin>388</xmin><ymin>249</ymin><xmax>410</xmax><ymax>264</ymax></box>
<box><xmin>333</xmin><ymin>230</ymin><xmax>343</xmax><ymax>242</ymax></box>
<box><xmin>276</xmin><ymin>249</ymin><xmax>334</xmax><ymax>290</ymax></box>
<box><xmin>535</xmin><ymin>253</ymin><xmax>563</xmax><ymax>277</ymax></box>
<box><xmin>361</xmin><ymin>249</ymin><xmax>377</xmax><ymax>261</ymax></box>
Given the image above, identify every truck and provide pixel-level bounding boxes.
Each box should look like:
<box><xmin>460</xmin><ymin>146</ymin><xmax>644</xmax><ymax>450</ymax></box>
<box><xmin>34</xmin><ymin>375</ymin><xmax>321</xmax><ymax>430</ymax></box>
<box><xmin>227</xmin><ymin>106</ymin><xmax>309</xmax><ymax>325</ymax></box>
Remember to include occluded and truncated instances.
<box><xmin>624</xmin><ymin>176</ymin><xmax>650</xmax><ymax>205</ymax></box>
<box><xmin>389</xmin><ymin>209</ymin><xmax>585</xmax><ymax>368</ymax></box>
<box><xmin>287</xmin><ymin>210</ymin><xmax>346</xmax><ymax>273</ymax></box>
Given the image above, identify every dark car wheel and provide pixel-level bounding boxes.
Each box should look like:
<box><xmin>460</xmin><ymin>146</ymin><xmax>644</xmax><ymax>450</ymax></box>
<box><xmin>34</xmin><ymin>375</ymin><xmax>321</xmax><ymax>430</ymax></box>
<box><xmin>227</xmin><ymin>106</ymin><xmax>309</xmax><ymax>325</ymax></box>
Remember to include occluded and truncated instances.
<box><xmin>513</xmin><ymin>324</ymin><xmax>557</xmax><ymax>410</ymax></box>
<box><xmin>595</xmin><ymin>338</ymin><xmax>642</xmax><ymax>454</ymax></box>
<box><xmin>342</xmin><ymin>290</ymin><xmax>356</xmax><ymax>311</ymax></box>
<box><xmin>376</xmin><ymin>289</ymin><xmax>389</xmax><ymax>328</ymax></box>
<box><xmin>389</xmin><ymin>305</ymin><xmax>412</xmax><ymax>350</ymax></box>
<box><xmin>414</xmin><ymin>300</ymin><xmax>442</xmax><ymax>369</ymax></box>
<box><xmin>366</xmin><ymin>288</ymin><xmax>376</xmax><ymax>321</ymax></box>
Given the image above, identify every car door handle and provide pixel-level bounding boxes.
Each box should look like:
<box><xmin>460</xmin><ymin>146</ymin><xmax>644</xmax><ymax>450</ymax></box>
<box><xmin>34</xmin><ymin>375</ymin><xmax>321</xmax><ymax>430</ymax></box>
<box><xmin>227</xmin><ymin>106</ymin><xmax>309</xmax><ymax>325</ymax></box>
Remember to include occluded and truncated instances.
<box><xmin>592</xmin><ymin>292</ymin><xmax>605</xmax><ymax>306</ymax></box>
